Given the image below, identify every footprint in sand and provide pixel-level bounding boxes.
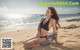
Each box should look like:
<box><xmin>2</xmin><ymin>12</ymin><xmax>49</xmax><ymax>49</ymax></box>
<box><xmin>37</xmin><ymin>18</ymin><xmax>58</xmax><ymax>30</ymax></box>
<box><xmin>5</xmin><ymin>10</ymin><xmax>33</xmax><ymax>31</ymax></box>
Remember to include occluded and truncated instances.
<box><xmin>66</xmin><ymin>40</ymin><xmax>77</xmax><ymax>42</ymax></box>
<box><xmin>75</xmin><ymin>35</ymin><xmax>80</xmax><ymax>38</ymax></box>
<box><xmin>63</xmin><ymin>30</ymin><xmax>68</xmax><ymax>32</ymax></box>
<box><xmin>59</xmin><ymin>35</ymin><xmax>67</xmax><ymax>37</ymax></box>
<box><xmin>17</xmin><ymin>30</ymin><xmax>20</xmax><ymax>32</ymax></box>
<box><xmin>66</xmin><ymin>34</ymin><xmax>73</xmax><ymax>36</ymax></box>
<box><xmin>75</xmin><ymin>35</ymin><xmax>80</xmax><ymax>37</ymax></box>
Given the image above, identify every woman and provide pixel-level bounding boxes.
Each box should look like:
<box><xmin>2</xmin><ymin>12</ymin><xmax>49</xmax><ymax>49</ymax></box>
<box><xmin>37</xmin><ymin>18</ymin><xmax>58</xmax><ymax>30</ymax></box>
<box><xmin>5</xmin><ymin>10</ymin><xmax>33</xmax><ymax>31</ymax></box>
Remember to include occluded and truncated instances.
<box><xmin>23</xmin><ymin>7</ymin><xmax>60</xmax><ymax>49</ymax></box>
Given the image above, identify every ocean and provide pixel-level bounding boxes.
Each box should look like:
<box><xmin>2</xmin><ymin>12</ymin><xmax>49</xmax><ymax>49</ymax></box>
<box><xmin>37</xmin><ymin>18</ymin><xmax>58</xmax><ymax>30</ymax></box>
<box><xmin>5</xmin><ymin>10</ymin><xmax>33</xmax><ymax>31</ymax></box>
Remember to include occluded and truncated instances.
<box><xmin>0</xmin><ymin>14</ymin><xmax>80</xmax><ymax>33</ymax></box>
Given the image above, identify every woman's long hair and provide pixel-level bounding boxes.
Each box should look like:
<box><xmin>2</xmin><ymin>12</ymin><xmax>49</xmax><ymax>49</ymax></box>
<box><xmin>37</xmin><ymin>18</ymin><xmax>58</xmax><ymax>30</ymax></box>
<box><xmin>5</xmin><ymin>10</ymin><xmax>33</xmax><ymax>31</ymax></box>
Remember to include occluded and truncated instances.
<box><xmin>48</xmin><ymin>7</ymin><xmax>60</xmax><ymax>30</ymax></box>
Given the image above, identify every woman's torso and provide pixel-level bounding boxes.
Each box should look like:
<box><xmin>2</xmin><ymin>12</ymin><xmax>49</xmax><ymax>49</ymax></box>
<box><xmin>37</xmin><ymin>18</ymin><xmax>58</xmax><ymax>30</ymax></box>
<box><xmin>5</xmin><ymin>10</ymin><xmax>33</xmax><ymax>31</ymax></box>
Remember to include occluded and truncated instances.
<box><xmin>39</xmin><ymin>18</ymin><xmax>55</xmax><ymax>36</ymax></box>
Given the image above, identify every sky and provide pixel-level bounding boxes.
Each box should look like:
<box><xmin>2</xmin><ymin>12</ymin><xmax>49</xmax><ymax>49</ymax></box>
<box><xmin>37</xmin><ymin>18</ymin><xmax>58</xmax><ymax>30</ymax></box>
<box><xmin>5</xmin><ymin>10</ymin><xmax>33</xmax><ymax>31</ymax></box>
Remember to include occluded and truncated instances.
<box><xmin>0</xmin><ymin>0</ymin><xmax>80</xmax><ymax>14</ymax></box>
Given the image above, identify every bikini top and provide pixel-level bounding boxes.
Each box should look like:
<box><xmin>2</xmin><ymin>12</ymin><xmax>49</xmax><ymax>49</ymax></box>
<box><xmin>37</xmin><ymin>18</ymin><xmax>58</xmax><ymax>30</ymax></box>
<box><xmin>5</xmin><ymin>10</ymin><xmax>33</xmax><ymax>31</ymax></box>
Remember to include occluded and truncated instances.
<box><xmin>40</xmin><ymin>18</ymin><xmax>50</xmax><ymax>31</ymax></box>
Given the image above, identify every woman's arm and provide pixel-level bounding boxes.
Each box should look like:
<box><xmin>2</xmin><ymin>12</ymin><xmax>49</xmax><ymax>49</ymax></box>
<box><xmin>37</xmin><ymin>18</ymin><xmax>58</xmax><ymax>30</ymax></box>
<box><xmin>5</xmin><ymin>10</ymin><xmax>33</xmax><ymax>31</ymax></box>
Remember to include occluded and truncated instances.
<box><xmin>37</xmin><ymin>17</ymin><xmax>44</xmax><ymax>38</ymax></box>
<box><xmin>52</xmin><ymin>19</ymin><xmax>57</xmax><ymax>33</ymax></box>
<box><xmin>52</xmin><ymin>19</ymin><xmax>57</xmax><ymax>39</ymax></box>
<box><xmin>23</xmin><ymin>18</ymin><xmax>45</xmax><ymax>43</ymax></box>
<box><xmin>51</xmin><ymin>19</ymin><xmax>58</xmax><ymax>44</ymax></box>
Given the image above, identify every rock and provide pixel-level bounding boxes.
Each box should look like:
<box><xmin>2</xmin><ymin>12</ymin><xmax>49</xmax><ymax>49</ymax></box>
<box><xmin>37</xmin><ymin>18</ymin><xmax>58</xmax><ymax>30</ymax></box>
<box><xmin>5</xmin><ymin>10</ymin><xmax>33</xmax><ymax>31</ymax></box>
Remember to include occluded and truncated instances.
<box><xmin>61</xmin><ymin>24</ymin><xmax>80</xmax><ymax>29</ymax></box>
<box><xmin>66</xmin><ymin>18</ymin><xmax>80</xmax><ymax>22</ymax></box>
<box><xmin>67</xmin><ymin>24</ymin><xmax>77</xmax><ymax>29</ymax></box>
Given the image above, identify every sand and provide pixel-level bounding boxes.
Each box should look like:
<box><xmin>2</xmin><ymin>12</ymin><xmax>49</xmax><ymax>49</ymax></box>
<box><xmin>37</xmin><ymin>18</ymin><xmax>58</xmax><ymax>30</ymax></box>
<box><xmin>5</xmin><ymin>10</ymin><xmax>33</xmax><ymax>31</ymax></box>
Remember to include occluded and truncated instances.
<box><xmin>0</xmin><ymin>20</ymin><xmax>80</xmax><ymax>50</ymax></box>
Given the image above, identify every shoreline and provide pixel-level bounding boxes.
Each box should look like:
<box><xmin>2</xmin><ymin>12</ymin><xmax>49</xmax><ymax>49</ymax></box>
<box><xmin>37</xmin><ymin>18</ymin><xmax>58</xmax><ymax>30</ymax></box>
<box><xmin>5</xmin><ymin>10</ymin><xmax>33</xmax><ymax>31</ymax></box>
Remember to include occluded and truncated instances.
<box><xmin>0</xmin><ymin>17</ymin><xmax>80</xmax><ymax>33</ymax></box>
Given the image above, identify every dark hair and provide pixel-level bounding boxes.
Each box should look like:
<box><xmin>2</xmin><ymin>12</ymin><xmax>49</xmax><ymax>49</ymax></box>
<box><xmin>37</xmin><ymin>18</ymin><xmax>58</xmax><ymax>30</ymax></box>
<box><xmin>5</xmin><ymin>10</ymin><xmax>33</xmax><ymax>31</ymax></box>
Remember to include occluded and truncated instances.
<box><xmin>48</xmin><ymin>7</ymin><xmax>60</xmax><ymax>29</ymax></box>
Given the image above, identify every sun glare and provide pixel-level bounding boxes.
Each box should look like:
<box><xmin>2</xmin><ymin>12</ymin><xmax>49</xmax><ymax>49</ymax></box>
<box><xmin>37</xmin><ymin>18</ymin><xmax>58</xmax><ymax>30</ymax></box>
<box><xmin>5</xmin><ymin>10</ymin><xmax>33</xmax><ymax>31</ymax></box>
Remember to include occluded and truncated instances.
<box><xmin>5</xmin><ymin>14</ymin><xmax>24</xmax><ymax>19</ymax></box>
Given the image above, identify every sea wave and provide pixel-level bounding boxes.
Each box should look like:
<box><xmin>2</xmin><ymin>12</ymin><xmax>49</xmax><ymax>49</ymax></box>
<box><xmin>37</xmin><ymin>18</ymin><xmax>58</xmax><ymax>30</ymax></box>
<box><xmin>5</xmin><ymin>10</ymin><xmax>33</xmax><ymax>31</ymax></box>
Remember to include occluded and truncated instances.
<box><xmin>0</xmin><ymin>14</ymin><xmax>80</xmax><ymax>33</ymax></box>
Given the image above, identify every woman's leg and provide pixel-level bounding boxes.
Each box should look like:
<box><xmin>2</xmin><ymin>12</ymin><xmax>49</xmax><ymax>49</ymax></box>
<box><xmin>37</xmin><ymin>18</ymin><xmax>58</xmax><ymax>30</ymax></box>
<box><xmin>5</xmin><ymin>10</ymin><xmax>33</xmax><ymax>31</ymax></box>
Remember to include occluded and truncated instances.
<box><xmin>23</xmin><ymin>38</ymin><xmax>46</xmax><ymax>48</ymax></box>
<box><xmin>23</xmin><ymin>37</ymin><xmax>36</xmax><ymax>43</ymax></box>
<box><xmin>23</xmin><ymin>41</ymin><xmax>39</xmax><ymax>49</ymax></box>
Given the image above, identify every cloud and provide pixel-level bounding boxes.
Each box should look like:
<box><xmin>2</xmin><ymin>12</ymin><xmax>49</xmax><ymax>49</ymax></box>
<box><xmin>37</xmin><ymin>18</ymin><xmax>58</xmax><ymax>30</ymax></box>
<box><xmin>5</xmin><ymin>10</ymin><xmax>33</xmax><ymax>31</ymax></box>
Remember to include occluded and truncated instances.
<box><xmin>56</xmin><ymin>7</ymin><xmax>80</xmax><ymax>14</ymax></box>
<box><xmin>12</xmin><ymin>2</ymin><xmax>15</xmax><ymax>5</ymax></box>
<box><xmin>0</xmin><ymin>6</ymin><xmax>9</xmax><ymax>15</ymax></box>
<box><xmin>0</xmin><ymin>6</ymin><xmax>80</xmax><ymax>14</ymax></box>
<box><xmin>0</xmin><ymin>6</ymin><xmax>8</xmax><ymax>10</ymax></box>
<box><xmin>0</xmin><ymin>7</ymin><xmax>46</xmax><ymax>14</ymax></box>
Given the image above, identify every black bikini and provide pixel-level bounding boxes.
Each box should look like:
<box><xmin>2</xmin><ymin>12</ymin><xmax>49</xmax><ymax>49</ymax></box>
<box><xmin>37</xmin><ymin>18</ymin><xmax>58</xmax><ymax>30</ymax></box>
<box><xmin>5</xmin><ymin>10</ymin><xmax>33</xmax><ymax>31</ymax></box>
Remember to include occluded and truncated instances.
<box><xmin>40</xmin><ymin>18</ymin><xmax>50</xmax><ymax>31</ymax></box>
<box><xmin>38</xmin><ymin>18</ymin><xmax>57</xmax><ymax>46</ymax></box>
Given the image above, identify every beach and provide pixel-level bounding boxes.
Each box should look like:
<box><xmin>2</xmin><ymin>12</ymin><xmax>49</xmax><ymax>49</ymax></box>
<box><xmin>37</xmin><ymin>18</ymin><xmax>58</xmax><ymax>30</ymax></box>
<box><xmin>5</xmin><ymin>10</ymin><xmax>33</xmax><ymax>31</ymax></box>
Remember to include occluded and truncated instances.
<box><xmin>0</xmin><ymin>18</ymin><xmax>80</xmax><ymax>50</ymax></box>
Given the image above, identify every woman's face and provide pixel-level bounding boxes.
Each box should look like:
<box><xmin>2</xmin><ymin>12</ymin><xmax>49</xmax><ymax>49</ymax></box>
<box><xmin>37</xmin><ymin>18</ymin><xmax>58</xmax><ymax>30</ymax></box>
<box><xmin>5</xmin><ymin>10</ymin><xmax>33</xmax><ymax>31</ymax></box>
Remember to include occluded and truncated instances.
<box><xmin>45</xmin><ymin>9</ymin><xmax>53</xmax><ymax>18</ymax></box>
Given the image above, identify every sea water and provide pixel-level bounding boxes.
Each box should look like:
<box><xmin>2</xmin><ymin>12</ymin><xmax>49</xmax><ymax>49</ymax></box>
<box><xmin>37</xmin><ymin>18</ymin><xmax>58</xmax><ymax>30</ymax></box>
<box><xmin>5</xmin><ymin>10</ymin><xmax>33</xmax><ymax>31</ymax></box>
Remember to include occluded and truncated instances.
<box><xmin>0</xmin><ymin>14</ymin><xmax>80</xmax><ymax>33</ymax></box>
